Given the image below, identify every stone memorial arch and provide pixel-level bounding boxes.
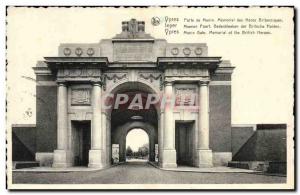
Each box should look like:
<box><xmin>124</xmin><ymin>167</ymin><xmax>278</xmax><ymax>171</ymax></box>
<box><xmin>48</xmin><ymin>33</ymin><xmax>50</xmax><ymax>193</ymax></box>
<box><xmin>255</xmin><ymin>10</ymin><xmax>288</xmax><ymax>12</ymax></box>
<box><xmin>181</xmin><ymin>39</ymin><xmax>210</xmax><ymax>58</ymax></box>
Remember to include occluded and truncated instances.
<box><xmin>34</xmin><ymin>18</ymin><xmax>234</xmax><ymax>169</ymax></box>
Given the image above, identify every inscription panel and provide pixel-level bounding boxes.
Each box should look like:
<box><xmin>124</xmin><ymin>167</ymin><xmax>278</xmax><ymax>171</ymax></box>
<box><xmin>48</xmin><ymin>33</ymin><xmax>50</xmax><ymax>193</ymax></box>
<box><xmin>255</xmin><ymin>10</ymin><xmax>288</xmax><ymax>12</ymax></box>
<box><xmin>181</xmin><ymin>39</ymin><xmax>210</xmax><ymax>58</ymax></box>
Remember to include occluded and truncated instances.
<box><xmin>113</xmin><ymin>42</ymin><xmax>153</xmax><ymax>61</ymax></box>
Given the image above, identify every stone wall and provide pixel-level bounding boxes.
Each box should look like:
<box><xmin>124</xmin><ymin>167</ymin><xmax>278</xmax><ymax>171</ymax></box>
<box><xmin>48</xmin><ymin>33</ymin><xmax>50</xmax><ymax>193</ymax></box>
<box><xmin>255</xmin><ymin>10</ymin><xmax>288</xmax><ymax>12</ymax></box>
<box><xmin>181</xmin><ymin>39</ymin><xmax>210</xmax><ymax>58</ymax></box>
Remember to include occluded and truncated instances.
<box><xmin>209</xmin><ymin>85</ymin><xmax>232</xmax><ymax>152</ymax></box>
<box><xmin>12</xmin><ymin>124</ymin><xmax>36</xmax><ymax>161</ymax></box>
<box><xmin>231</xmin><ymin>125</ymin><xmax>256</xmax><ymax>156</ymax></box>
<box><xmin>36</xmin><ymin>85</ymin><xmax>57</xmax><ymax>152</ymax></box>
<box><xmin>208</xmin><ymin>61</ymin><xmax>233</xmax><ymax>155</ymax></box>
<box><xmin>233</xmin><ymin>124</ymin><xmax>286</xmax><ymax>162</ymax></box>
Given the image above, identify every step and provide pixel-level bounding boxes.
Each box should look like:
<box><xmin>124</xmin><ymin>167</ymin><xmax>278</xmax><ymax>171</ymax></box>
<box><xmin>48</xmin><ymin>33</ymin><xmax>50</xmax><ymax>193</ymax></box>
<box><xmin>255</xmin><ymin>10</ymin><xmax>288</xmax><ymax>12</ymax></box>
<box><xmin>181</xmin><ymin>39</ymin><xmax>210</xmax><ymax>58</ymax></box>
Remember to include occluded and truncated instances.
<box><xmin>13</xmin><ymin>161</ymin><xmax>40</xmax><ymax>169</ymax></box>
<box><xmin>267</xmin><ymin>162</ymin><xmax>286</xmax><ymax>175</ymax></box>
<box><xmin>228</xmin><ymin>161</ymin><xmax>250</xmax><ymax>169</ymax></box>
<box><xmin>228</xmin><ymin>161</ymin><xmax>269</xmax><ymax>171</ymax></box>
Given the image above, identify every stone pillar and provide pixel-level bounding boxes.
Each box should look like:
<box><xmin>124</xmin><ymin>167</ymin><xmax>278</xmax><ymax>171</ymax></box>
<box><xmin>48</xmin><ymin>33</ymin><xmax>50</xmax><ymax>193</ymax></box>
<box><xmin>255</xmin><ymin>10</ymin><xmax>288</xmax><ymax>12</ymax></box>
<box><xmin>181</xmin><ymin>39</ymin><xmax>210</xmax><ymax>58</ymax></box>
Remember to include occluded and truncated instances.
<box><xmin>158</xmin><ymin>112</ymin><xmax>164</xmax><ymax>166</ymax></box>
<box><xmin>149</xmin><ymin>138</ymin><xmax>155</xmax><ymax>162</ymax></box>
<box><xmin>119</xmin><ymin>137</ymin><xmax>126</xmax><ymax>162</ymax></box>
<box><xmin>106</xmin><ymin>116</ymin><xmax>111</xmax><ymax>165</ymax></box>
<box><xmin>196</xmin><ymin>81</ymin><xmax>213</xmax><ymax>167</ymax></box>
<box><xmin>161</xmin><ymin>81</ymin><xmax>177</xmax><ymax>168</ymax></box>
<box><xmin>88</xmin><ymin>82</ymin><xmax>104</xmax><ymax>168</ymax></box>
<box><xmin>53</xmin><ymin>82</ymin><xmax>71</xmax><ymax>167</ymax></box>
<box><xmin>101</xmin><ymin>112</ymin><xmax>107</xmax><ymax>167</ymax></box>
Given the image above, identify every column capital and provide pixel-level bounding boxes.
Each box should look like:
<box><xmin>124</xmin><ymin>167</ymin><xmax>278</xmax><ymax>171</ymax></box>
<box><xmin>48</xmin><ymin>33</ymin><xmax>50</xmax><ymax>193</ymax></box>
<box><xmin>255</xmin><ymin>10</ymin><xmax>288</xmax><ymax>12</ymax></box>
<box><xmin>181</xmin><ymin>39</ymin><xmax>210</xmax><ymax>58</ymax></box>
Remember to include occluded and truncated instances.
<box><xmin>91</xmin><ymin>81</ymin><xmax>102</xmax><ymax>86</ymax></box>
<box><xmin>199</xmin><ymin>80</ymin><xmax>210</xmax><ymax>86</ymax></box>
<box><xmin>164</xmin><ymin>80</ymin><xmax>174</xmax><ymax>86</ymax></box>
<box><xmin>56</xmin><ymin>80</ymin><xmax>67</xmax><ymax>86</ymax></box>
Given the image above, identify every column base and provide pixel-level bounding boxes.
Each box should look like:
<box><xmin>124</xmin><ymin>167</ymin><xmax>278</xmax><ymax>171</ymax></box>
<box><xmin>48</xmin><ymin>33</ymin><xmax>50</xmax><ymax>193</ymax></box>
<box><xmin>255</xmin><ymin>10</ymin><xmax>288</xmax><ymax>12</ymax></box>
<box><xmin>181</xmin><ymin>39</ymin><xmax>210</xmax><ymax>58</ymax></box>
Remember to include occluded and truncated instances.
<box><xmin>88</xmin><ymin>149</ymin><xmax>104</xmax><ymax>168</ymax></box>
<box><xmin>196</xmin><ymin>149</ymin><xmax>213</xmax><ymax>168</ymax></box>
<box><xmin>161</xmin><ymin>149</ymin><xmax>177</xmax><ymax>168</ymax></box>
<box><xmin>52</xmin><ymin>150</ymin><xmax>72</xmax><ymax>168</ymax></box>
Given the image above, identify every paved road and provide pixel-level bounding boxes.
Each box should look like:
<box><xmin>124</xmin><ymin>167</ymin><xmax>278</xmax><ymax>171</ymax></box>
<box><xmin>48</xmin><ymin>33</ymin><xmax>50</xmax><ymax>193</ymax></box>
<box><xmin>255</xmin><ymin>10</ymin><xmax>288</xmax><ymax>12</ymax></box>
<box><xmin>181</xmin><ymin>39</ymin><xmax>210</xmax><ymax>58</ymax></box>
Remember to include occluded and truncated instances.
<box><xmin>13</xmin><ymin>161</ymin><xmax>286</xmax><ymax>184</ymax></box>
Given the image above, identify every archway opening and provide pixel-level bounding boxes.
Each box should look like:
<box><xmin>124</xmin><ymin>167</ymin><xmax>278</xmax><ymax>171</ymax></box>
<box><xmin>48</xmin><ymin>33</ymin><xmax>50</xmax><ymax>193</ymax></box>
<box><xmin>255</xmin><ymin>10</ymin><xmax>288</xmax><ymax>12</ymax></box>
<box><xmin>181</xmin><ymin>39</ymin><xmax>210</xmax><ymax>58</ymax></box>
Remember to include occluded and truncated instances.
<box><xmin>108</xmin><ymin>82</ymin><xmax>159</xmax><ymax>165</ymax></box>
<box><xmin>126</xmin><ymin>128</ymin><xmax>149</xmax><ymax>162</ymax></box>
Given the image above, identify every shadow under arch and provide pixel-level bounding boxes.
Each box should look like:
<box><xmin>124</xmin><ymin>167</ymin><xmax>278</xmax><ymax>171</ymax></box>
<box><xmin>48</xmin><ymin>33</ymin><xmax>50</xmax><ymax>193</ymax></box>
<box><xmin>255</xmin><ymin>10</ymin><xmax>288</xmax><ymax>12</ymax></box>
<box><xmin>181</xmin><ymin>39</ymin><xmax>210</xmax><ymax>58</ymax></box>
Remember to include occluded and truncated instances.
<box><xmin>106</xmin><ymin>81</ymin><xmax>161</xmax><ymax>165</ymax></box>
<box><xmin>103</xmin><ymin>80</ymin><xmax>162</xmax><ymax>117</ymax></box>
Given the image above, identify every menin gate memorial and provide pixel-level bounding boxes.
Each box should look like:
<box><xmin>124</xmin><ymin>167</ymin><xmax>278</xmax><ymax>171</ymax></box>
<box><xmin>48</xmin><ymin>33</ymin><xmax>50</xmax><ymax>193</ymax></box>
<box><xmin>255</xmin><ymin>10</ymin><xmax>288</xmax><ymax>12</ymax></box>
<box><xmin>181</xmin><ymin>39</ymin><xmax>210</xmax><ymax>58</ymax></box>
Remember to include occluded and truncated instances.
<box><xmin>33</xmin><ymin>18</ymin><xmax>234</xmax><ymax>168</ymax></box>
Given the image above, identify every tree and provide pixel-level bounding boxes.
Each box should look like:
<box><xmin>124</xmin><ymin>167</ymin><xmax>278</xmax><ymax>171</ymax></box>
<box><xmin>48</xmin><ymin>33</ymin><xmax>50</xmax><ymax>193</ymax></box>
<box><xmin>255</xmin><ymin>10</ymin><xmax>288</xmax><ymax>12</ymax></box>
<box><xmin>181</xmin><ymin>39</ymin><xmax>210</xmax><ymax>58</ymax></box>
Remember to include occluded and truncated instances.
<box><xmin>137</xmin><ymin>144</ymin><xmax>149</xmax><ymax>158</ymax></box>
<box><xmin>126</xmin><ymin>146</ymin><xmax>133</xmax><ymax>157</ymax></box>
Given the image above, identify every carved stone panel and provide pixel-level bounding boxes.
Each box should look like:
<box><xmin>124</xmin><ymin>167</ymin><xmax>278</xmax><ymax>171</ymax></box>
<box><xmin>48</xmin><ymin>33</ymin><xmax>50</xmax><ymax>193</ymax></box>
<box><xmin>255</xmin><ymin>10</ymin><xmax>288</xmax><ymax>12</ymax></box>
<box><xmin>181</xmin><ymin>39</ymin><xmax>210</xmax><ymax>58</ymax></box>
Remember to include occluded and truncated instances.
<box><xmin>166</xmin><ymin>43</ymin><xmax>208</xmax><ymax>57</ymax></box>
<box><xmin>106</xmin><ymin>73</ymin><xmax>127</xmax><ymax>83</ymax></box>
<box><xmin>138</xmin><ymin>72</ymin><xmax>163</xmax><ymax>90</ymax></box>
<box><xmin>58</xmin><ymin>44</ymin><xmax>100</xmax><ymax>57</ymax></box>
<box><xmin>71</xmin><ymin>89</ymin><xmax>91</xmax><ymax>105</ymax></box>
<box><xmin>103</xmin><ymin>72</ymin><xmax>128</xmax><ymax>91</ymax></box>
<box><xmin>175</xmin><ymin>88</ymin><xmax>196</xmax><ymax>106</ymax></box>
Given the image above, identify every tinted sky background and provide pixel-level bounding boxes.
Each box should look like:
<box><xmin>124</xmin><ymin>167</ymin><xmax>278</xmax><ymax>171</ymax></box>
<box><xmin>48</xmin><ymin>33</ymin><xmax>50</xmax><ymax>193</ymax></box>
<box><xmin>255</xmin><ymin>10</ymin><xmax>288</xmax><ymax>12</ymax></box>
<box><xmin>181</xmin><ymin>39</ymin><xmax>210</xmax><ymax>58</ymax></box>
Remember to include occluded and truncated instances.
<box><xmin>126</xmin><ymin>129</ymin><xmax>149</xmax><ymax>152</ymax></box>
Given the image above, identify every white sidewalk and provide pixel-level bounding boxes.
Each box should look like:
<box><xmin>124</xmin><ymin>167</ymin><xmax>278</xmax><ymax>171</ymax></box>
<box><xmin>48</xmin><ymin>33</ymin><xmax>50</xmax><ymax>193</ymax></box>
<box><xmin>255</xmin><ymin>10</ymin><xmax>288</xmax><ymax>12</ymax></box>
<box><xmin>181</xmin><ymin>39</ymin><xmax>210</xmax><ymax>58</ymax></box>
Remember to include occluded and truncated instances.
<box><xmin>148</xmin><ymin>162</ymin><xmax>260</xmax><ymax>173</ymax></box>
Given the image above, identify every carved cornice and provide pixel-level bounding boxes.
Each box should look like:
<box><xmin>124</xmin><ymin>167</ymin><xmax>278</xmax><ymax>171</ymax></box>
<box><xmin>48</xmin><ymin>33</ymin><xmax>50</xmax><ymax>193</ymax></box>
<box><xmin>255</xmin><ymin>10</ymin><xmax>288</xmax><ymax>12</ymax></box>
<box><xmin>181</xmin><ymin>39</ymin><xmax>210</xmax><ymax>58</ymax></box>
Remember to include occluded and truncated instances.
<box><xmin>157</xmin><ymin>57</ymin><xmax>222</xmax><ymax>70</ymax></box>
<box><xmin>44</xmin><ymin>57</ymin><xmax>108</xmax><ymax>63</ymax></box>
<box><xmin>44</xmin><ymin>57</ymin><xmax>108</xmax><ymax>70</ymax></box>
<box><xmin>33</xmin><ymin>67</ymin><xmax>52</xmax><ymax>76</ymax></box>
<box><xmin>214</xmin><ymin>67</ymin><xmax>235</xmax><ymax>74</ymax></box>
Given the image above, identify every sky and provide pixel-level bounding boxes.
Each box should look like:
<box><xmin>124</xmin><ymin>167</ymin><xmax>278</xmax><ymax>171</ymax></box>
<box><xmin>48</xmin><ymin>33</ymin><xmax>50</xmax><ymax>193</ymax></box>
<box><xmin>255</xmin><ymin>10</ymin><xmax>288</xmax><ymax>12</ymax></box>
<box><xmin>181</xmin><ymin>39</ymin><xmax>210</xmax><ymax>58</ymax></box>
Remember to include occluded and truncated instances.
<box><xmin>6</xmin><ymin>7</ymin><xmax>294</xmax><ymax>127</ymax></box>
<box><xmin>126</xmin><ymin>129</ymin><xmax>149</xmax><ymax>152</ymax></box>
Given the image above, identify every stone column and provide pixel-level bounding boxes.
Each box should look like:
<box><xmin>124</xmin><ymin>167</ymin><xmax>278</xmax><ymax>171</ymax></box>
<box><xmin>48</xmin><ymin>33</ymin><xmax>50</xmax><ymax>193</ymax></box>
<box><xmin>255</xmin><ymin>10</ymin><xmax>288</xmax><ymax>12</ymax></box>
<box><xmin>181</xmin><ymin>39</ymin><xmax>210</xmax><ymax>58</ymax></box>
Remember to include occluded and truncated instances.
<box><xmin>158</xmin><ymin>112</ymin><xmax>164</xmax><ymax>166</ymax></box>
<box><xmin>161</xmin><ymin>81</ymin><xmax>177</xmax><ymax>168</ymax></box>
<box><xmin>101</xmin><ymin>112</ymin><xmax>107</xmax><ymax>167</ymax></box>
<box><xmin>106</xmin><ymin>116</ymin><xmax>111</xmax><ymax>165</ymax></box>
<box><xmin>197</xmin><ymin>81</ymin><xmax>213</xmax><ymax>167</ymax></box>
<box><xmin>119</xmin><ymin>137</ymin><xmax>126</xmax><ymax>162</ymax></box>
<box><xmin>53</xmin><ymin>82</ymin><xmax>71</xmax><ymax>167</ymax></box>
<box><xmin>88</xmin><ymin>82</ymin><xmax>104</xmax><ymax>168</ymax></box>
<box><xmin>149</xmin><ymin>138</ymin><xmax>155</xmax><ymax>162</ymax></box>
